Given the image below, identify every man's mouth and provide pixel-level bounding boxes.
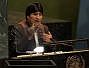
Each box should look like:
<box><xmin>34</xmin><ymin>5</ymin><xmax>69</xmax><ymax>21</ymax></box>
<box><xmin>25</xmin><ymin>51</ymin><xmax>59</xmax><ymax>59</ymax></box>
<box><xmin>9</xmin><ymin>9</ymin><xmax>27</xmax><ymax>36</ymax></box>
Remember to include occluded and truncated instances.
<box><xmin>35</xmin><ymin>20</ymin><xmax>41</xmax><ymax>22</ymax></box>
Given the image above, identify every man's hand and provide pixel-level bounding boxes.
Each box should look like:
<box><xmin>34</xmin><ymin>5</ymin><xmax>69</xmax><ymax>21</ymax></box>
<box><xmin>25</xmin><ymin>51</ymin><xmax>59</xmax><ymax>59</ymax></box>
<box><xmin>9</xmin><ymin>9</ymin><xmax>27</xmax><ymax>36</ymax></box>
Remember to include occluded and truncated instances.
<box><xmin>43</xmin><ymin>32</ymin><xmax>52</xmax><ymax>43</ymax></box>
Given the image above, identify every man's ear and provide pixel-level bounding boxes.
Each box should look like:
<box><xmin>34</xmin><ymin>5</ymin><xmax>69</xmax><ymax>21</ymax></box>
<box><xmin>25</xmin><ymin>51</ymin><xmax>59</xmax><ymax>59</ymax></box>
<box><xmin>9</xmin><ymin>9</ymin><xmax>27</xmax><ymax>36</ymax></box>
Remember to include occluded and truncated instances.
<box><xmin>27</xmin><ymin>16</ymin><xmax>30</xmax><ymax>19</ymax></box>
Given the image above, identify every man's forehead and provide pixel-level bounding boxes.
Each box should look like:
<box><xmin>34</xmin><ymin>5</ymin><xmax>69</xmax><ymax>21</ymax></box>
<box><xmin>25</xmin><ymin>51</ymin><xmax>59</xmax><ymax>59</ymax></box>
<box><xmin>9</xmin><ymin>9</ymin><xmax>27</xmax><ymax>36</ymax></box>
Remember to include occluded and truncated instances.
<box><xmin>31</xmin><ymin>12</ymin><xmax>42</xmax><ymax>14</ymax></box>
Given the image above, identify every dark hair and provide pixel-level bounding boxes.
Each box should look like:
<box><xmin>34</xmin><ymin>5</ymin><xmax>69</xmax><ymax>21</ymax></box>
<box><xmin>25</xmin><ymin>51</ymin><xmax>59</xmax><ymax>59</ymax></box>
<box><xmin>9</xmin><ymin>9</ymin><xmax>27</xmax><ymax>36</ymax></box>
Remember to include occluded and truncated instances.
<box><xmin>26</xmin><ymin>2</ymin><xmax>43</xmax><ymax>20</ymax></box>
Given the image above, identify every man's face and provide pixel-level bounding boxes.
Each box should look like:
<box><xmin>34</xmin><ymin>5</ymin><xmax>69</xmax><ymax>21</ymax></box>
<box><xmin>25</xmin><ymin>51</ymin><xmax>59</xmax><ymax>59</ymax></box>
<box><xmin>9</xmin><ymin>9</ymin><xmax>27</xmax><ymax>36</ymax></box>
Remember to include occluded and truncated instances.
<box><xmin>27</xmin><ymin>12</ymin><xmax>43</xmax><ymax>24</ymax></box>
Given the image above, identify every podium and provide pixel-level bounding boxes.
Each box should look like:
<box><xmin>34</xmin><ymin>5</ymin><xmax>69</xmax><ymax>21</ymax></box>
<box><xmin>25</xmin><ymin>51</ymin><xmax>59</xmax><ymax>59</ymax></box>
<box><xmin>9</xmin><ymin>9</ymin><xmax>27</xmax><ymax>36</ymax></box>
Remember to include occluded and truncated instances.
<box><xmin>5</xmin><ymin>59</ymin><xmax>56</xmax><ymax>68</ymax></box>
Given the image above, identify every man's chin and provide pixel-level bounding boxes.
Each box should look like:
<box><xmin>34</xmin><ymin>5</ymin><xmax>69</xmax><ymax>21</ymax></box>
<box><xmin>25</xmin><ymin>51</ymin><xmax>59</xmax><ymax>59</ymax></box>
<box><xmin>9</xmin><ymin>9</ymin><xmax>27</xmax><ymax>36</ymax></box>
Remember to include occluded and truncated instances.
<box><xmin>35</xmin><ymin>22</ymin><xmax>41</xmax><ymax>24</ymax></box>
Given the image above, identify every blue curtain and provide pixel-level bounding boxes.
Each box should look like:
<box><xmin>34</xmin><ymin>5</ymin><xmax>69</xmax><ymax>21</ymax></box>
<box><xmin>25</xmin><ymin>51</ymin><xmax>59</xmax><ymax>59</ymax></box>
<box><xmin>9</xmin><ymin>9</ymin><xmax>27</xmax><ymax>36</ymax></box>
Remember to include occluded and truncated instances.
<box><xmin>76</xmin><ymin>0</ymin><xmax>89</xmax><ymax>49</ymax></box>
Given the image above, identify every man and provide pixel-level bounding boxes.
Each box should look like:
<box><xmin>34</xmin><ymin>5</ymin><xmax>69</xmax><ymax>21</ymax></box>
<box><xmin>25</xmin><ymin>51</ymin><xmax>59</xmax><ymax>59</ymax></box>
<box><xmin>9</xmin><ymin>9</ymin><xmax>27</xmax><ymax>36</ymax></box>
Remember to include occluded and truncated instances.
<box><xmin>15</xmin><ymin>2</ymin><xmax>53</xmax><ymax>52</ymax></box>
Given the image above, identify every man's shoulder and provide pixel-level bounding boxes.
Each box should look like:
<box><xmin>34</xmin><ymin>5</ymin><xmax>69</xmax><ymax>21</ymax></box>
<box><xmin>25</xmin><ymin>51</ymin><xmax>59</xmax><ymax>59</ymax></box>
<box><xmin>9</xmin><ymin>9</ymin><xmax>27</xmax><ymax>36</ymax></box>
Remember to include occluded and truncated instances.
<box><xmin>16</xmin><ymin>19</ymin><xmax>27</xmax><ymax>29</ymax></box>
<box><xmin>42</xmin><ymin>24</ymin><xmax>48</xmax><ymax>29</ymax></box>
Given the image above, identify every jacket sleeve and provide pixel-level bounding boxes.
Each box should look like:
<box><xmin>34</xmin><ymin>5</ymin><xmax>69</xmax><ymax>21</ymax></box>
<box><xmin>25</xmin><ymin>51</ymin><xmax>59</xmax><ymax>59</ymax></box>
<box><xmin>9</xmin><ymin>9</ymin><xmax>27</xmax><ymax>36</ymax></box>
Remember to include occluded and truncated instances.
<box><xmin>14</xmin><ymin>24</ymin><xmax>30</xmax><ymax>52</ymax></box>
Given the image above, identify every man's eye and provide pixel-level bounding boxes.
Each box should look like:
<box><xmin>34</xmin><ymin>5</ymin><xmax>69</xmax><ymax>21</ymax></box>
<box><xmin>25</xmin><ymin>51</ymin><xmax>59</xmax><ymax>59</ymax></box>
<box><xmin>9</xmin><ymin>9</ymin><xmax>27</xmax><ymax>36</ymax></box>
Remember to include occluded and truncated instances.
<box><xmin>33</xmin><ymin>13</ymin><xmax>37</xmax><ymax>15</ymax></box>
<box><xmin>39</xmin><ymin>13</ymin><xmax>42</xmax><ymax>16</ymax></box>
